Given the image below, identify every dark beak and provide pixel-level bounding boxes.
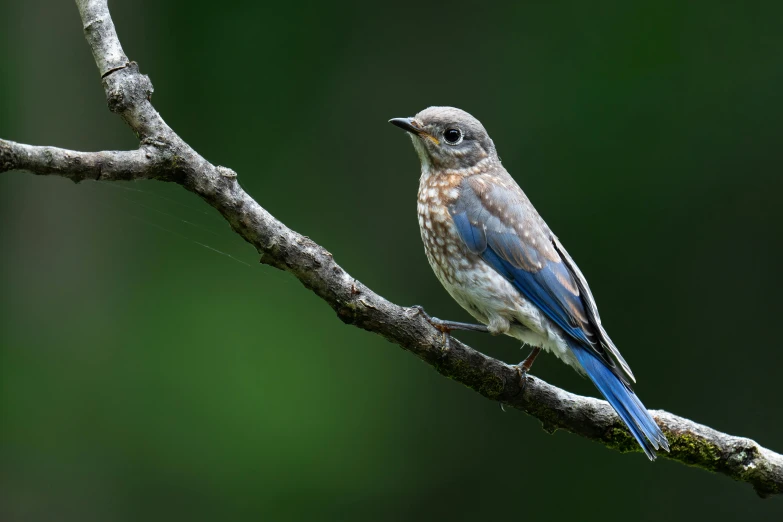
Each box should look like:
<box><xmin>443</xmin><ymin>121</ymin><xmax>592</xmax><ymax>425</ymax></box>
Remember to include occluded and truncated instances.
<box><xmin>389</xmin><ymin>117</ymin><xmax>439</xmax><ymax>144</ymax></box>
<box><xmin>389</xmin><ymin>117</ymin><xmax>421</xmax><ymax>135</ymax></box>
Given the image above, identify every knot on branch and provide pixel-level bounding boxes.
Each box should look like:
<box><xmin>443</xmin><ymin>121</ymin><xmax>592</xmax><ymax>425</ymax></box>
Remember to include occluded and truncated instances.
<box><xmin>727</xmin><ymin>439</ymin><xmax>761</xmax><ymax>470</ymax></box>
<box><xmin>102</xmin><ymin>62</ymin><xmax>154</xmax><ymax>115</ymax></box>
<box><xmin>217</xmin><ymin>166</ymin><xmax>237</xmax><ymax>178</ymax></box>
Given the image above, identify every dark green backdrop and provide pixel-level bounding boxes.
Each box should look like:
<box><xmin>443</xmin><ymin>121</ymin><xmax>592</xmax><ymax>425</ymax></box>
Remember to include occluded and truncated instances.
<box><xmin>2</xmin><ymin>1</ymin><xmax>782</xmax><ymax>520</ymax></box>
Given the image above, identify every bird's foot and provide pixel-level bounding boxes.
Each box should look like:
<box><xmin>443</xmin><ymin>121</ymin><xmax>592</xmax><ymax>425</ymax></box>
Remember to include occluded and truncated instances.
<box><xmin>514</xmin><ymin>366</ymin><xmax>530</xmax><ymax>395</ymax></box>
<box><xmin>409</xmin><ymin>306</ymin><xmax>490</xmax><ymax>354</ymax></box>
<box><xmin>409</xmin><ymin>305</ymin><xmax>455</xmax><ymax>354</ymax></box>
<box><xmin>512</xmin><ymin>347</ymin><xmax>542</xmax><ymax>395</ymax></box>
<box><xmin>409</xmin><ymin>305</ymin><xmax>490</xmax><ymax>332</ymax></box>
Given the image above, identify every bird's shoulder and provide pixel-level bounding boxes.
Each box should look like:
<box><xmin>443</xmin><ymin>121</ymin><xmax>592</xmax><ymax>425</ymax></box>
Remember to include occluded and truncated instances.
<box><xmin>452</xmin><ymin>170</ymin><xmax>560</xmax><ymax>265</ymax></box>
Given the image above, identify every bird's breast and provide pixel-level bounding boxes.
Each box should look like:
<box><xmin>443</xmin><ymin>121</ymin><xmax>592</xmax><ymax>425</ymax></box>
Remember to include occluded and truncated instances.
<box><xmin>416</xmin><ymin>172</ymin><xmax>478</xmax><ymax>290</ymax></box>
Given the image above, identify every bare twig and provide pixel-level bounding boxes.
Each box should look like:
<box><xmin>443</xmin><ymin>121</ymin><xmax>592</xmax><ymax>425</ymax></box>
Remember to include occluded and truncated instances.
<box><xmin>1</xmin><ymin>0</ymin><xmax>781</xmax><ymax>498</ymax></box>
<box><xmin>0</xmin><ymin>140</ymin><xmax>162</xmax><ymax>182</ymax></box>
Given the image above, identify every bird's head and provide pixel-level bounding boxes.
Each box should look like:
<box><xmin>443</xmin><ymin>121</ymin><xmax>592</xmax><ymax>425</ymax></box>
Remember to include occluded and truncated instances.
<box><xmin>389</xmin><ymin>106</ymin><xmax>497</xmax><ymax>171</ymax></box>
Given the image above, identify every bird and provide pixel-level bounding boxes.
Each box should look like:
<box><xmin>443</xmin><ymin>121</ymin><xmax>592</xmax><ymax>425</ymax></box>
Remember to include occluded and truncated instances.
<box><xmin>389</xmin><ymin>106</ymin><xmax>669</xmax><ymax>460</ymax></box>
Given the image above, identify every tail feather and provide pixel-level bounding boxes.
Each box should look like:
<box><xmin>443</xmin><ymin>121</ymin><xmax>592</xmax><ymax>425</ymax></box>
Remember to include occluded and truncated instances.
<box><xmin>569</xmin><ymin>342</ymin><xmax>669</xmax><ymax>460</ymax></box>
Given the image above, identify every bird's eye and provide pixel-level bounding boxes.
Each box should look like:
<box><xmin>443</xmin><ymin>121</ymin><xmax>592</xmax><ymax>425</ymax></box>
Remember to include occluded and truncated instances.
<box><xmin>443</xmin><ymin>128</ymin><xmax>463</xmax><ymax>145</ymax></box>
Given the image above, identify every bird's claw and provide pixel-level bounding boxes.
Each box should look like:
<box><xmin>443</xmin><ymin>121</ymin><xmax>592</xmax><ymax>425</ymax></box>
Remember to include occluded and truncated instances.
<box><xmin>515</xmin><ymin>364</ymin><xmax>530</xmax><ymax>395</ymax></box>
<box><xmin>512</xmin><ymin>347</ymin><xmax>541</xmax><ymax>396</ymax></box>
<box><xmin>439</xmin><ymin>331</ymin><xmax>451</xmax><ymax>355</ymax></box>
<box><xmin>409</xmin><ymin>305</ymin><xmax>452</xmax><ymax>355</ymax></box>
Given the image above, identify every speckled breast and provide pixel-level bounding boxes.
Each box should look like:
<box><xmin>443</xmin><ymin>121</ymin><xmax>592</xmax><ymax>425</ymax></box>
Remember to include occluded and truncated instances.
<box><xmin>416</xmin><ymin>172</ymin><xmax>474</xmax><ymax>289</ymax></box>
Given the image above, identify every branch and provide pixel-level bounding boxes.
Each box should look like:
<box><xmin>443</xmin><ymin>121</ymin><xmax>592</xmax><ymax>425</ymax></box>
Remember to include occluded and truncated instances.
<box><xmin>0</xmin><ymin>140</ymin><xmax>163</xmax><ymax>182</ymax></box>
<box><xmin>1</xmin><ymin>0</ymin><xmax>781</xmax><ymax>498</ymax></box>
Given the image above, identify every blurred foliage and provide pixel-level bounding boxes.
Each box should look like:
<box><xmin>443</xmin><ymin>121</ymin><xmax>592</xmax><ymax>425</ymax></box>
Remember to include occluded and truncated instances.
<box><xmin>1</xmin><ymin>0</ymin><xmax>782</xmax><ymax>520</ymax></box>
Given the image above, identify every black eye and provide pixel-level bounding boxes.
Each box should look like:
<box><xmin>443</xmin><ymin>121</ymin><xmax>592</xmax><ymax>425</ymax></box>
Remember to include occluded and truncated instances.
<box><xmin>443</xmin><ymin>128</ymin><xmax>463</xmax><ymax>145</ymax></box>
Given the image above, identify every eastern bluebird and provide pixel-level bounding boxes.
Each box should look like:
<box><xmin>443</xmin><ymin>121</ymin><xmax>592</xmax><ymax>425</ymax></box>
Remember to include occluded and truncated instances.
<box><xmin>390</xmin><ymin>107</ymin><xmax>669</xmax><ymax>460</ymax></box>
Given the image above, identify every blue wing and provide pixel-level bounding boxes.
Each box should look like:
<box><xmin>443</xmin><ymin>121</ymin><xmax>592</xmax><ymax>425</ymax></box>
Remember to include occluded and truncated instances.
<box><xmin>449</xmin><ymin>174</ymin><xmax>633</xmax><ymax>382</ymax></box>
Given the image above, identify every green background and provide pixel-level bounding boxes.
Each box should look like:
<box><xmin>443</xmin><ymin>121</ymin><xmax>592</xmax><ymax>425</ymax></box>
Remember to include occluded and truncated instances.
<box><xmin>2</xmin><ymin>0</ymin><xmax>782</xmax><ymax>520</ymax></box>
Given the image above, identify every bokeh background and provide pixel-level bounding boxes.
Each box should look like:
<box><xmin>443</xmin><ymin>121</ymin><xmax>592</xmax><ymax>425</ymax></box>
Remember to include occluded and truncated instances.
<box><xmin>2</xmin><ymin>0</ymin><xmax>782</xmax><ymax>520</ymax></box>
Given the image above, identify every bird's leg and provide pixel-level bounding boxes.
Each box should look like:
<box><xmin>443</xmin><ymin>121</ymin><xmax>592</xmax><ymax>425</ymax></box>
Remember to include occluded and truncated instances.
<box><xmin>408</xmin><ymin>305</ymin><xmax>489</xmax><ymax>333</ymax></box>
<box><xmin>514</xmin><ymin>347</ymin><xmax>542</xmax><ymax>393</ymax></box>
<box><xmin>408</xmin><ymin>305</ymin><xmax>489</xmax><ymax>353</ymax></box>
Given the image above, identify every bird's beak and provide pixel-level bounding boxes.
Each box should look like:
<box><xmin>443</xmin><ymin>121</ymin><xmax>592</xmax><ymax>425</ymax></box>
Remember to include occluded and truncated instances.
<box><xmin>389</xmin><ymin>117</ymin><xmax>439</xmax><ymax>145</ymax></box>
<box><xmin>389</xmin><ymin>117</ymin><xmax>420</xmax><ymax>134</ymax></box>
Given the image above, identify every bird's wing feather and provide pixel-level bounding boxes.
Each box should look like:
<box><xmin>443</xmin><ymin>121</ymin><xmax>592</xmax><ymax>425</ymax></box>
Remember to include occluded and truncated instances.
<box><xmin>450</xmin><ymin>174</ymin><xmax>634</xmax><ymax>383</ymax></box>
<box><xmin>550</xmin><ymin>234</ymin><xmax>635</xmax><ymax>381</ymax></box>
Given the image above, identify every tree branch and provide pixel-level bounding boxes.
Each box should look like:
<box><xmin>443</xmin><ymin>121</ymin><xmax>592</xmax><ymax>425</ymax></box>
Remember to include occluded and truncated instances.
<box><xmin>0</xmin><ymin>140</ymin><xmax>163</xmax><ymax>182</ymax></box>
<box><xmin>1</xmin><ymin>0</ymin><xmax>781</xmax><ymax>498</ymax></box>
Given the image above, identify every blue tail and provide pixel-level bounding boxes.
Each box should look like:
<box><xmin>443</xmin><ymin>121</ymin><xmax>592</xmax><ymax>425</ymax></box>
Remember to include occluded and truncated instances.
<box><xmin>569</xmin><ymin>342</ymin><xmax>669</xmax><ymax>460</ymax></box>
